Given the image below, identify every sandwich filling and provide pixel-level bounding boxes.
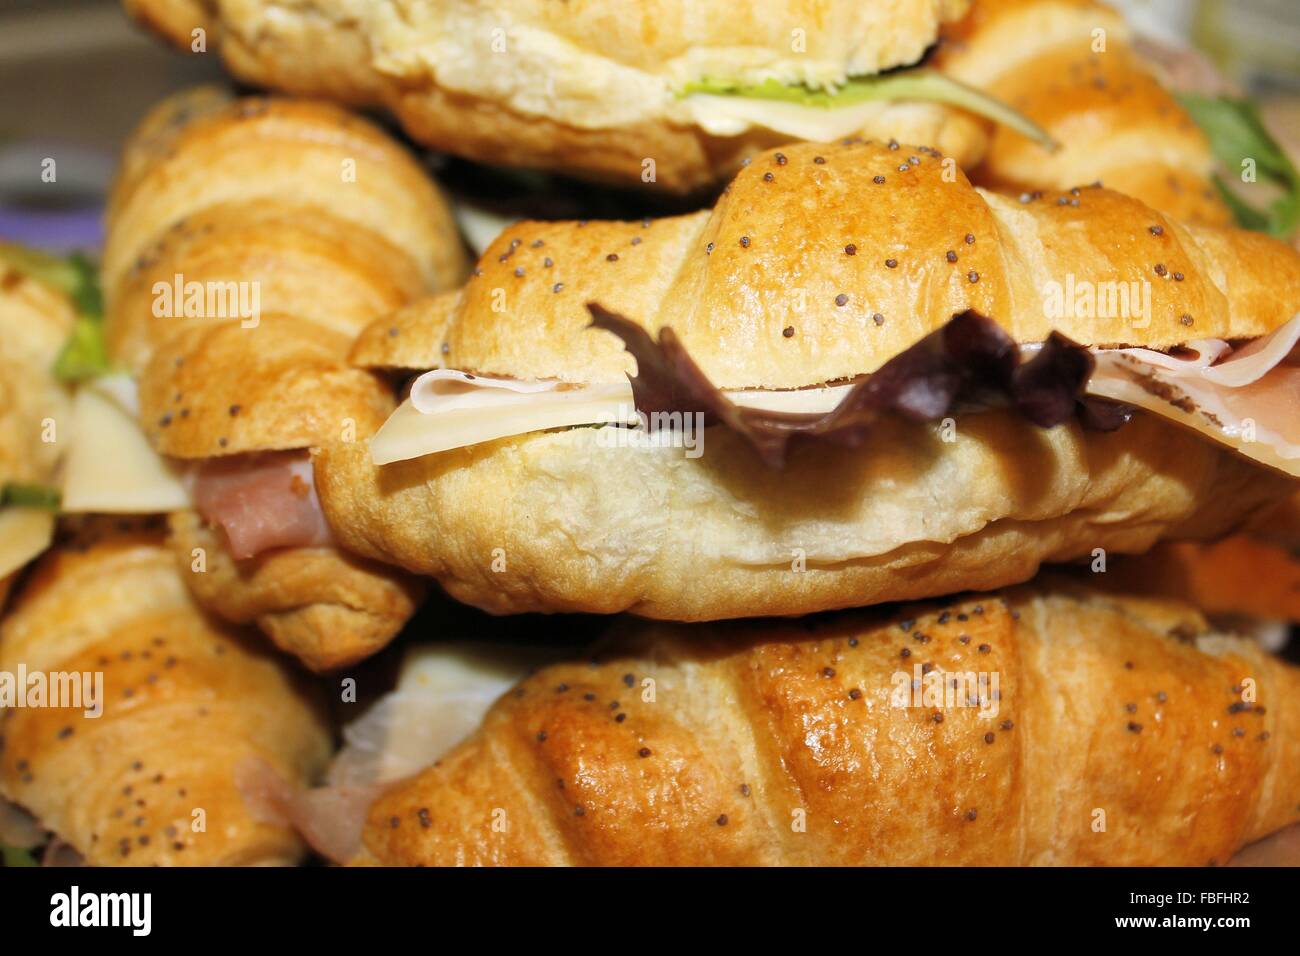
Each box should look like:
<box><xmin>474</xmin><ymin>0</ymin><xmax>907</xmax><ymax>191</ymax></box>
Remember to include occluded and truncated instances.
<box><xmin>58</xmin><ymin>376</ymin><xmax>330</xmax><ymax>561</ymax></box>
<box><xmin>679</xmin><ymin>69</ymin><xmax>1055</xmax><ymax>148</ymax></box>
<box><xmin>368</xmin><ymin>308</ymin><xmax>1300</xmax><ymax>478</ymax></box>
<box><xmin>191</xmin><ymin>452</ymin><xmax>332</xmax><ymax>561</ymax></box>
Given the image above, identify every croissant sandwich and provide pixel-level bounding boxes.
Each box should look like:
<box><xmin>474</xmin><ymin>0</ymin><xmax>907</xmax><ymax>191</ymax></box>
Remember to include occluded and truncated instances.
<box><xmin>355</xmin><ymin>583</ymin><xmax>1300</xmax><ymax>865</ymax></box>
<box><xmin>313</xmin><ymin>139</ymin><xmax>1300</xmax><ymax>621</ymax></box>
<box><xmin>120</xmin><ymin>0</ymin><xmax>1078</xmax><ymax>192</ymax></box>
<box><xmin>0</xmin><ymin>247</ymin><xmax>78</xmax><ymax>611</ymax></box>
<box><xmin>935</xmin><ymin>0</ymin><xmax>1232</xmax><ymax>226</ymax></box>
<box><xmin>77</xmin><ymin>87</ymin><xmax>470</xmax><ymax>671</ymax></box>
<box><xmin>0</xmin><ymin>519</ymin><xmax>332</xmax><ymax>866</ymax></box>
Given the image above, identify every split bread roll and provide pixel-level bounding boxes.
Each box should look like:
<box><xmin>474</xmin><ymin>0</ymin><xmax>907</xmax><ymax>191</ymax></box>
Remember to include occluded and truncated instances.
<box><xmin>0</xmin><ymin>520</ymin><xmax>332</xmax><ymax>866</ymax></box>
<box><xmin>355</xmin><ymin>584</ymin><xmax>1300</xmax><ymax>865</ymax></box>
<box><xmin>316</xmin><ymin>139</ymin><xmax>1300</xmax><ymax>621</ymax></box>
<box><xmin>100</xmin><ymin>87</ymin><xmax>468</xmax><ymax>670</ymax></box>
<box><xmin>121</xmin><ymin>0</ymin><xmax>990</xmax><ymax>191</ymax></box>
<box><xmin>0</xmin><ymin>250</ymin><xmax>77</xmax><ymax>609</ymax></box>
<box><xmin>935</xmin><ymin>0</ymin><xmax>1231</xmax><ymax>225</ymax></box>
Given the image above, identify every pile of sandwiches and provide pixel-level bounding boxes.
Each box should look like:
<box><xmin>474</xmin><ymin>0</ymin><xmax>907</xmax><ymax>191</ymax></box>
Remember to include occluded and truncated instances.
<box><xmin>2</xmin><ymin>0</ymin><xmax>1300</xmax><ymax>867</ymax></box>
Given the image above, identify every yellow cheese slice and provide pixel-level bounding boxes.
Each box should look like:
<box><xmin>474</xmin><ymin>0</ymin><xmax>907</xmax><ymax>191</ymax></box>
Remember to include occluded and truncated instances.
<box><xmin>331</xmin><ymin>643</ymin><xmax>563</xmax><ymax>786</ymax></box>
<box><xmin>680</xmin><ymin>93</ymin><xmax>894</xmax><ymax>141</ymax></box>
<box><xmin>370</xmin><ymin>384</ymin><xmax>640</xmax><ymax>465</ymax></box>
<box><xmin>61</xmin><ymin>380</ymin><xmax>191</xmax><ymax>513</ymax></box>
<box><xmin>0</xmin><ymin>507</ymin><xmax>55</xmax><ymax>579</ymax></box>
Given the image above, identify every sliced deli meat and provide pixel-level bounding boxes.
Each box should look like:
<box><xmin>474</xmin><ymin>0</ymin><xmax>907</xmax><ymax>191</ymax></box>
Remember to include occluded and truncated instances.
<box><xmin>192</xmin><ymin>451</ymin><xmax>332</xmax><ymax>560</ymax></box>
<box><xmin>1087</xmin><ymin>312</ymin><xmax>1300</xmax><ymax>477</ymax></box>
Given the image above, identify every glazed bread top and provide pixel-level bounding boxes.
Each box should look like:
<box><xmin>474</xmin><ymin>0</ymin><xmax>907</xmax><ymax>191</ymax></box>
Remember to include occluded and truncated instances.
<box><xmin>935</xmin><ymin>0</ymin><xmax>1229</xmax><ymax>226</ymax></box>
<box><xmin>357</xmin><ymin>139</ymin><xmax>1300</xmax><ymax>390</ymax></box>
<box><xmin>103</xmin><ymin>88</ymin><xmax>464</xmax><ymax>302</ymax></box>
<box><xmin>101</xmin><ymin>86</ymin><xmax>468</xmax><ymax>458</ymax></box>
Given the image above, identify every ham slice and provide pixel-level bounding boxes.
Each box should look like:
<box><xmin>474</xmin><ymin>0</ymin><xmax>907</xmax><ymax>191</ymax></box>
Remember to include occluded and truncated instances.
<box><xmin>192</xmin><ymin>451</ymin><xmax>332</xmax><ymax>560</ymax></box>
<box><xmin>1085</xmin><ymin>312</ymin><xmax>1300</xmax><ymax>477</ymax></box>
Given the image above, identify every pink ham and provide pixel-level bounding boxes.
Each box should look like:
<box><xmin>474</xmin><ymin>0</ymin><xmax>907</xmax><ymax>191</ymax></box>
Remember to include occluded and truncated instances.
<box><xmin>1085</xmin><ymin>312</ymin><xmax>1300</xmax><ymax>475</ymax></box>
<box><xmin>235</xmin><ymin>756</ymin><xmax>383</xmax><ymax>865</ymax></box>
<box><xmin>192</xmin><ymin>451</ymin><xmax>332</xmax><ymax>560</ymax></box>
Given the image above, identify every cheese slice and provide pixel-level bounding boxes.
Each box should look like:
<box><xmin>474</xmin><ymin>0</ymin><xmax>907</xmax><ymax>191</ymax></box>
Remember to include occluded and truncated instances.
<box><xmin>329</xmin><ymin>643</ymin><xmax>562</xmax><ymax>786</ymax></box>
<box><xmin>0</xmin><ymin>507</ymin><xmax>55</xmax><ymax>579</ymax></box>
<box><xmin>371</xmin><ymin>369</ymin><xmax>862</xmax><ymax>465</ymax></box>
<box><xmin>372</xmin><ymin>373</ymin><xmax>639</xmax><ymax>464</ymax></box>
<box><xmin>680</xmin><ymin>92</ymin><xmax>896</xmax><ymax>141</ymax></box>
<box><xmin>61</xmin><ymin>377</ymin><xmax>191</xmax><ymax>513</ymax></box>
<box><xmin>454</xmin><ymin>203</ymin><xmax>518</xmax><ymax>257</ymax></box>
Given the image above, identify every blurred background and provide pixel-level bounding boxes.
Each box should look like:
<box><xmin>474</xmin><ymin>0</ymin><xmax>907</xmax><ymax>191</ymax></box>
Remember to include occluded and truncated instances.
<box><xmin>0</xmin><ymin>0</ymin><xmax>220</xmax><ymax>250</ymax></box>
<box><xmin>0</xmin><ymin>0</ymin><xmax>1297</xmax><ymax>252</ymax></box>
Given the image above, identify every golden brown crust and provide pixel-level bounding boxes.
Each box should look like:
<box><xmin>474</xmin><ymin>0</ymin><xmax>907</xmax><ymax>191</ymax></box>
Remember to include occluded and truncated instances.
<box><xmin>108</xmin><ymin>200</ymin><xmax>431</xmax><ymax>376</ymax></box>
<box><xmin>122</xmin><ymin>1</ymin><xmax>986</xmax><ymax>191</ymax></box>
<box><xmin>348</xmin><ymin>291</ymin><xmax>463</xmax><ymax>372</ymax></box>
<box><xmin>314</xmin><ymin>408</ymin><xmax>1293</xmax><ymax>621</ymax></box>
<box><xmin>0</xmin><ymin>263</ymin><xmax>75</xmax><ymax>488</ymax></box>
<box><xmin>167</xmin><ymin>511</ymin><xmax>425</xmax><ymax>672</ymax></box>
<box><xmin>103</xmin><ymin>87</ymin><xmax>466</xmax><ymax>297</ymax></box>
<box><xmin>137</xmin><ymin>320</ymin><xmax>395</xmax><ymax>459</ymax></box>
<box><xmin>0</xmin><ymin>522</ymin><xmax>332</xmax><ymax>866</ymax></box>
<box><xmin>936</xmin><ymin>0</ymin><xmax>1231</xmax><ymax>225</ymax></box>
<box><xmin>359</xmin><ymin>140</ymin><xmax>1300</xmax><ymax>390</ymax></box>
<box><xmin>356</xmin><ymin>585</ymin><xmax>1300</xmax><ymax>865</ymax></box>
<box><xmin>104</xmin><ymin>88</ymin><xmax>467</xmax><ymax>457</ymax></box>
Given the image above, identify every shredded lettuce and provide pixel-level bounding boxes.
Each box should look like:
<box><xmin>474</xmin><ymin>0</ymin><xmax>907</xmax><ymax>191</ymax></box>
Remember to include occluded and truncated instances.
<box><xmin>1</xmin><ymin>482</ymin><xmax>61</xmax><ymax>510</ymax></box>
<box><xmin>0</xmin><ymin>242</ymin><xmax>110</xmax><ymax>382</ymax></box>
<box><xmin>1178</xmin><ymin>94</ymin><xmax>1300</xmax><ymax>240</ymax></box>
<box><xmin>52</xmin><ymin>311</ymin><xmax>111</xmax><ymax>383</ymax></box>
<box><xmin>681</xmin><ymin>68</ymin><xmax>1058</xmax><ymax>150</ymax></box>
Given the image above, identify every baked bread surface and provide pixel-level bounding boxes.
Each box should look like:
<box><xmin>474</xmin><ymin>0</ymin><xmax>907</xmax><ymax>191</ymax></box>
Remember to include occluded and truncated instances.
<box><xmin>0</xmin><ymin>522</ymin><xmax>332</xmax><ymax>865</ymax></box>
<box><xmin>356</xmin><ymin>584</ymin><xmax>1300</xmax><ymax>865</ymax></box>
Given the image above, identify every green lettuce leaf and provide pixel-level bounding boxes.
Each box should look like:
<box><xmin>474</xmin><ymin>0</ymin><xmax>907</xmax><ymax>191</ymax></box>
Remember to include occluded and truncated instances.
<box><xmin>1178</xmin><ymin>94</ymin><xmax>1300</xmax><ymax>239</ymax></box>
<box><xmin>681</xmin><ymin>68</ymin><xmax>1058</xmax><ymax>150</ymax></box>
<box><xmin>52</xmin><ymin>311</ymin><xmax>111</xmax><ymax>383</ymax></box>
<box><xmin>0</xmin><ymin>242</ymin><xmax>110</xmax><ymax>381</ymax></box>
<box><xmin>1</xmin><ymin>482</ymin><xmax>61</xmax><ymax>510</ymax></box>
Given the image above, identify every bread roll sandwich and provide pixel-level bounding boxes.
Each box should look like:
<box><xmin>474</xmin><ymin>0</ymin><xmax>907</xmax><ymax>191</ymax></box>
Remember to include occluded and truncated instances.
<box><xmin>934</xmin><ymin>0</ymin><xmax>1232</xmax><ymax>226</ymax></box>
<box><xmin>119</xmin><ymin>0</ymin><xmax>1068</xmax><ymax>192</ymax></box>
<box><xmin>0</xmin><ymin>247</ymin><xmax>79</xmax><ymax>610</ymax></box>
<box><xmin>353</xmin><ymin>583</ymin><xmax>1300</xmax><ymax>865</ymax></box>
<box><xmin>314</xmin><ymin>139</ymin><xmax>1300</xmax><ymax>621</ymax></box>
<box><xmin>78</xmin><ymin>87</ymin><xmax>468</xmax><ymax>671</ymax></box>
<box><xmin>0</xmin><ymin>519</ymin><xmax>331</xmax><ymax>866</ymax></box>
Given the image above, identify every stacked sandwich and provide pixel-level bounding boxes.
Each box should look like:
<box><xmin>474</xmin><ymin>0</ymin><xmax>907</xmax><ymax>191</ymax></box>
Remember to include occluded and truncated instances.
<box><xmin>2</xmin><ymin>0</ymin><xmax>1298</xmax><ymax>866</ymax></box>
